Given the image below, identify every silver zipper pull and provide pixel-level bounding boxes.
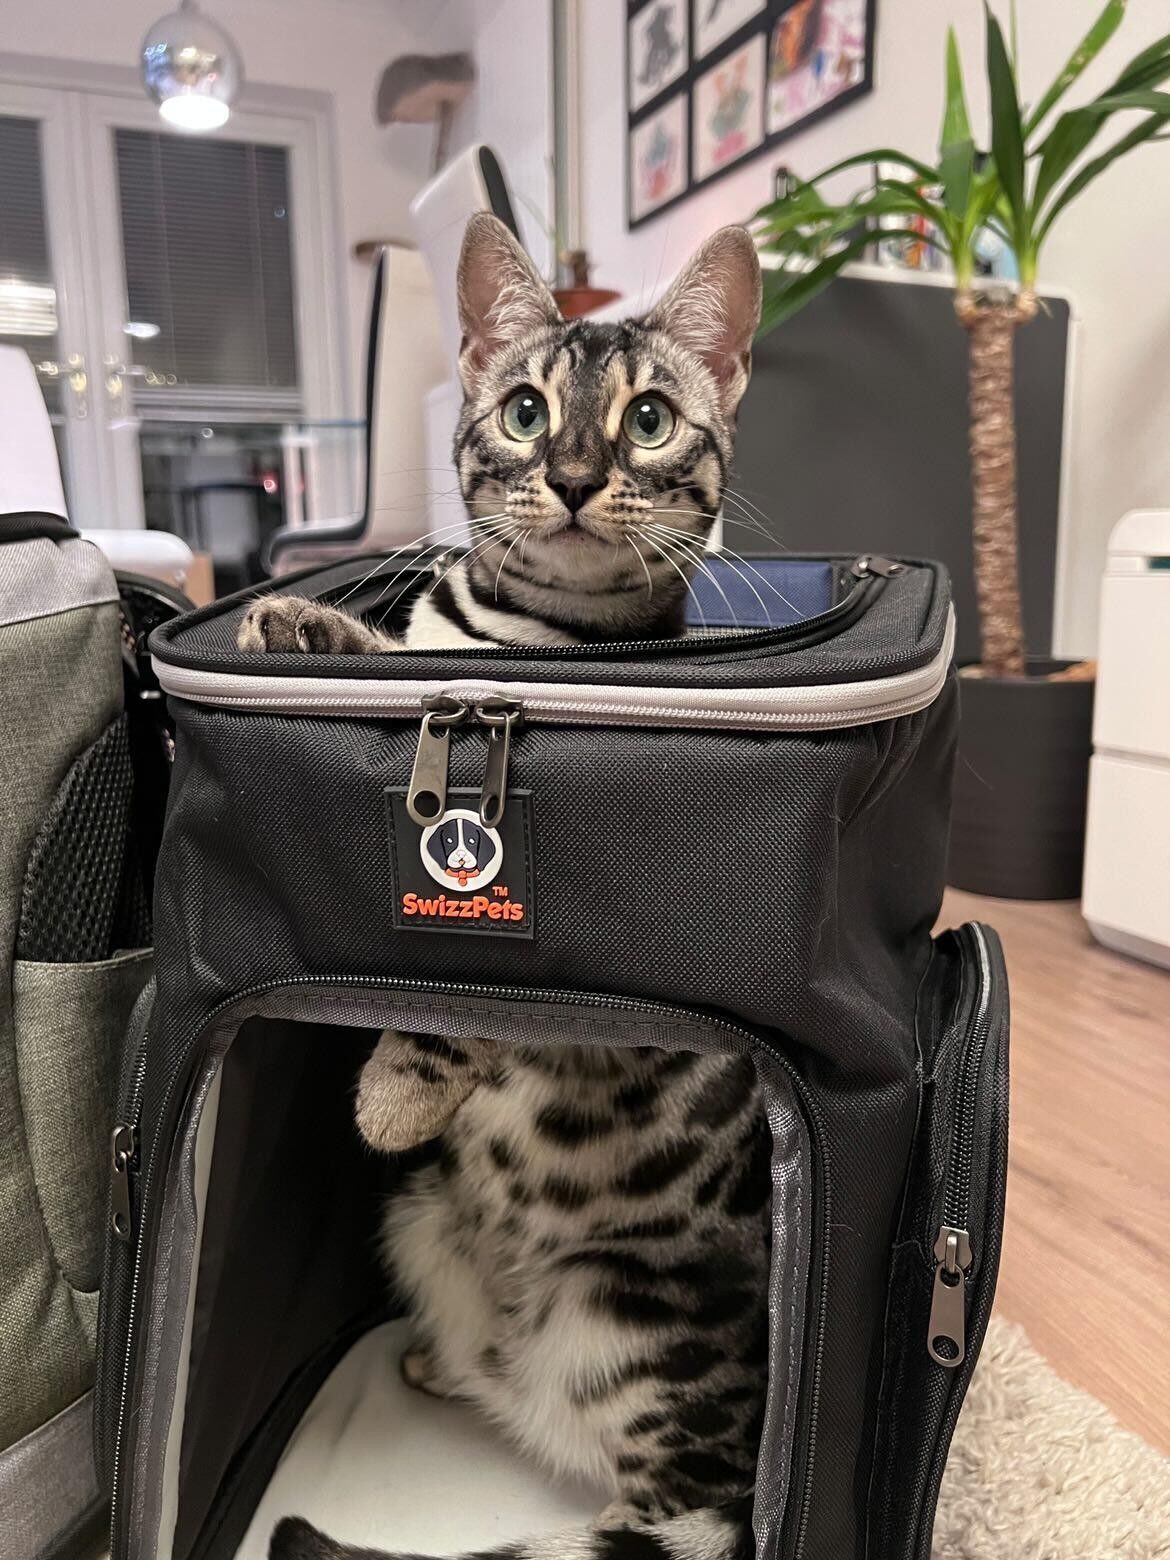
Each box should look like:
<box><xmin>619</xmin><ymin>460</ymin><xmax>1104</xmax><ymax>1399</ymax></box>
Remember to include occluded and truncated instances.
<box><xmin>111</xmin><ymin>1123</ymin><xmax>139</xmax><ymax>1242</ymax></box>
<box><xmin>406</xmin><ymin>697</ymin><xmax>469</xmax><ymax>826</ymax></box>
<box><xmin>476</xmin><ymin>699</ymin><xmax>522</xmax><ymax>827</ymax></box>
<box><xmin>851</xmin><ymin>554</ymin><xmax>905</xmax><ymax>579</ymax></box>
<box><xmin>927</xmin><ymin>1224</ymin><xmax>972</xmax><ymax>1367</ymax></box>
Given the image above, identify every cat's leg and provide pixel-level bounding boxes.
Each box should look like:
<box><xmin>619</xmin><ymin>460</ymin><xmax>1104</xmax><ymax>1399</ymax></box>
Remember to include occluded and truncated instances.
<box><xmin>355</xmin><ymin>1030</ymin><xmax>499</xmax><ymax>1153</ymax></box>
<box><xmin>236</xmin><ymin>595</ymin><xmax>395</xmax><ymax>654</ymax></box>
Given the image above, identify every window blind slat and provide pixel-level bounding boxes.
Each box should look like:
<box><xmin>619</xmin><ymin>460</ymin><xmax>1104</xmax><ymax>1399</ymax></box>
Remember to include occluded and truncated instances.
<box><xmin>115</xmin><ymin>128</ymin><xmax>300</xmax><ymax>394</ymax></box>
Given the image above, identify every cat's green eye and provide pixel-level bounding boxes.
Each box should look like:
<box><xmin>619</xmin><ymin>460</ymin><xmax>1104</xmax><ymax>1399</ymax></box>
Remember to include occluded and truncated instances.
<box><xmin>501</xmin><ymin>388</ymin><xmax>549</xmax><ymax>442</ymax></box>
<box><xmin>622</xmin><ymin>394</ymin><xmax>675</xmax><ymax>449</ymax></box>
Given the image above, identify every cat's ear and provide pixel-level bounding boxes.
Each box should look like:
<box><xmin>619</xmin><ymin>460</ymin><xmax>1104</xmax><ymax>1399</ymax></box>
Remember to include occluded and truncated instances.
<box><xmin>456</xmin><ymin>213</ymin><xmax>561</xmax><ymax>387</ymax></box>
<box><xmin>645</xmin><ymin>225</ymin><xmax>762</xmax><ymax>411</ymax></box>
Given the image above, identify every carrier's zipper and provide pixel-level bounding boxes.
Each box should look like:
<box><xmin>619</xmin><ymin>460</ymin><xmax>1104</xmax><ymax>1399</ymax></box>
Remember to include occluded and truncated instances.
<box><xmin>405</xmin><ymin>696</ymin><xmax>469</xmax><ymax>825</ymax></box>
<box><xmin>110</xmin><ymin>1123</ymin><xmax>139</xmax><ymax>1242</ymax></box>
<box><xmin>406</xmin><ymin>697</ymin><xmax>524</xmax><ymax>827</ymax></box>
<box><xmin>319</xmin><ymin>552</ymin><xmax>889</xmax><ymax>662</ymax></box>
<box><xmin>475</xmin><ymin>698</ymin><xmax>522</xmax><ymax>826</ymax></box>
<box><xmin>152</xmin><ymin>607</ymin><xmax>955</xmax><ymax>731</ymax></box>
<box><xmin>850</xmin><ymin>555</ymin><xmax>905</xmax><ymax>580</ymax></box>
<box><xmin>108</xmin><ymin>978</ymin><xmax>831</xmax><ymax>1560</ymax></box>
<box><xmin>926</xmin><ymin>923</ymin><xmax>993</xmax><ymax>1369</ymax></box>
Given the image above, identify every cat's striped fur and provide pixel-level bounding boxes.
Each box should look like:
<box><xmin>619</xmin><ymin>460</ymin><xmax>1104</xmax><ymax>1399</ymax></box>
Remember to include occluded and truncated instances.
<box><xmin>238</xmin><ymin>214</ymin><xmax>760</xmax><ymax>658</ymax></box>
<box><xmin>243</xmin><ymin>215</ymin><xmax>770</xmax><ymax>1560</ymax></box>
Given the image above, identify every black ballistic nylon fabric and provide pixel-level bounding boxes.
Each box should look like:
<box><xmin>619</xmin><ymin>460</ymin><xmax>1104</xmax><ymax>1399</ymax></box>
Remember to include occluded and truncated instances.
<box><xmin>136</xmin><ymin>700</ymin><xmax>957</xmax><ymax>1560</ymax></box>
<box><xmin>149</xmin><ymin>554</ymin><xmax>949</xmax><ymax>690</ymax></box>
<box><xmin>107</xmin><ymin>558</ymin><xmax>1007</xmax><ymax>1560</ymax></box>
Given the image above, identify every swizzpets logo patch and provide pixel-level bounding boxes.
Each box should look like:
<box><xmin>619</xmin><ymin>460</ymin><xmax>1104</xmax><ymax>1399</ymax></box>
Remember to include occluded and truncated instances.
<box><xmin>387</xmin><ymin>788</ymin><xmax>534</xmax><ymax>938</ymax></box>
<box><xmin>420</xmin><ymin>810</ymin><xmax>503</xmax><ymax>892</ymax></box>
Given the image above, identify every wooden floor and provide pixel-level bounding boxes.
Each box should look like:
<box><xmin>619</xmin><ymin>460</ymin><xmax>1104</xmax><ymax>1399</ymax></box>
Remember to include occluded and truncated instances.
<box><xmin>941</xmin><ymin>889</ymin><xmax>1170</xmax><ymax>1454</ymax></box>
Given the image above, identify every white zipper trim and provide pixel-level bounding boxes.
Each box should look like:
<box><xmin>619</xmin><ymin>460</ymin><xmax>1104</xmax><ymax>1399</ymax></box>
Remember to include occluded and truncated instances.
<box><xmin>153</xmin><ymin>608</ymin><xmax>954</xmax><ymax>733</ymax></box>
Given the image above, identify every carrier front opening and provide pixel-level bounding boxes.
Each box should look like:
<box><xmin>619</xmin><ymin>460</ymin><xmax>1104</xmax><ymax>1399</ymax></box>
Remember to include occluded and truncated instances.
<box><xmin>117</xmin><ymin>994</ymin><xmax>813</xmax><ymax>1560</ymax></box>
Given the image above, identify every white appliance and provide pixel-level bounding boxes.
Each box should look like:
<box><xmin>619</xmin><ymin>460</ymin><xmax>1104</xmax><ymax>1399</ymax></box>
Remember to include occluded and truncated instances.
<box><xmin>1082</xmin><ymin>510</ymin><xmax>1170</xmax><ymax>968</ymax></box>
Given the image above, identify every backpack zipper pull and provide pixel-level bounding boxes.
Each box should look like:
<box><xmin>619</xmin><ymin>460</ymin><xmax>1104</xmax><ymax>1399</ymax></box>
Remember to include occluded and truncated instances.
<box><xmin>406</xmin><ymin>697</ymin><xmax>469</xmax><ymax>826</ymax></box>
<box><xmin>111</xmin><ymin>1123</ymin><xmax>139</xmax><ymax>1242</ymax></box>
<box><xmin>927</xmin><ymin>1224</ymin><xmax>972</xmax><ymax>1368</ymax></box>
<box><xmin>475</xmin><ymin>699</ymin><xmax>522</xmax><ymax>827</ymax></box>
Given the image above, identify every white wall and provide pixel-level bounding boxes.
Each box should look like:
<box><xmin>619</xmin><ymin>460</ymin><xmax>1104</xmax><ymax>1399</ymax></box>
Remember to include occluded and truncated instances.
<box><xmin>1</xmin><ymin>0</ymin><xmax>445</xmax><ymax>407</ymax></box>
<box><xmin>442</xmin><ymin>0</ymin><xmax>557</xmax><ymax>277</ymax></box>
<box><xmin>571</xmin><ymin>0</ymin><xmax>1170</xmax><ymax>657</ymax></box>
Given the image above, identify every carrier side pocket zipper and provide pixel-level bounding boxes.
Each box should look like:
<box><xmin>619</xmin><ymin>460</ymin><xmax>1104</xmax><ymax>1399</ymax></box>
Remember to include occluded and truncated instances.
<box><xmin>110</xmin><ymin>1124</ymin><xmax>139</xmax><ymax>1242</ymax></box>
<box><xmin>927</xmin><ymin>1225</ymin><xmax>972</xmax><ymax>1366</ymax></box>
<box><xmin>925</xmin><ymin>923</ymin><xmax>994</xmax><ymax>1370</ymax></box>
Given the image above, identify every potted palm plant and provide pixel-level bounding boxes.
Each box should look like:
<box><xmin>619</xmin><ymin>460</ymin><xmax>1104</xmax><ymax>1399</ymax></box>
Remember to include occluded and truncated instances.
<box><xmin>753</xmin><ymin>1</ymin><xmax>1170</xmax><ymax>898</ymax></box>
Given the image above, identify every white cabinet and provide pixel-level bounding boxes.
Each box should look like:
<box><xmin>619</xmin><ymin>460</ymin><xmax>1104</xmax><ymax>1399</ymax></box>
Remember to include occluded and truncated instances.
<box><xmin>1083</xmin><ymin>511</ymin><xmax>1170</xmax><ymax>968</ymax></box>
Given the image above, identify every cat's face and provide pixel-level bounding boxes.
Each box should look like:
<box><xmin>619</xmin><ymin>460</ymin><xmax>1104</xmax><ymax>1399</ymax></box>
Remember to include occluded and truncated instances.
<box><xmin>451</xmin><ymin>215</ymin><xmax>761</xmax><ymax>632</ymax></box>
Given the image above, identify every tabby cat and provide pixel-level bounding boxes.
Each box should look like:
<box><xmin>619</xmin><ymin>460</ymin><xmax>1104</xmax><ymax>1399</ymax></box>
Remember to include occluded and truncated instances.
<box><xmin>243</xmin><ymin>214</ymin><xmax>771</xmax><ymax>1560</ymax></box>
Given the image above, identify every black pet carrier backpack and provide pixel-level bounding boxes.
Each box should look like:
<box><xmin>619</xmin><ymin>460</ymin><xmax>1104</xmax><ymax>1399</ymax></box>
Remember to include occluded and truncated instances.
<box><xmin>95</xmin><ymin>551</ymin><xmax>1009</xmax><ymax>1560</ymax></box>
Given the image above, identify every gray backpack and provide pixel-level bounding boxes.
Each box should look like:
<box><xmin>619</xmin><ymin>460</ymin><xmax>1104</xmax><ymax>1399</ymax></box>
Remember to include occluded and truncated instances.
<box><xmin>1</xmin><ymin>513</ymin><xmax>181</xmax><ymax>1558</ymax></box>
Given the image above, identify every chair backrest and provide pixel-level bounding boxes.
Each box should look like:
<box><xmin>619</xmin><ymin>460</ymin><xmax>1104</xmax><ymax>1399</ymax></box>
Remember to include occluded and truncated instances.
<box><xmin>411</xmin><ymin>144</ymin><xmax>520</xmax><ymax>363</ymax></box>
<box><xmin>364</xmin><ymin>245</ymin><xmax>448</xmax><ymax>551</ymax></box>
<box><xmin>0</xmin><ymin>348</ymin><xmax>69</xmax><ymax>521</ymax></box>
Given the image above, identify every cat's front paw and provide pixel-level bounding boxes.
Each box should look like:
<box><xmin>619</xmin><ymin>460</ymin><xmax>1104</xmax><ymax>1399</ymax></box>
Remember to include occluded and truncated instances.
<box><xmin>354</xmin><ymin>1029</ymin><xmax>495</xmax><ymax>1153</ymax></box>
<box><xmin>400</xmin><ymin>1343</ymin><xmax>452</xmax><ymax>1398</ymax></box>
<box><xmin>236</xmin><ymin>595</ymin><xmax>387</xmax><ymax>654</ymax></box>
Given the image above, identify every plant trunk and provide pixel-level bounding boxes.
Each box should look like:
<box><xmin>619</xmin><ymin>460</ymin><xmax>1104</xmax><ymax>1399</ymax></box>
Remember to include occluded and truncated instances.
<box><xmin>956</xmin><ymin>293</ymin><xmax>1032</xmax><ymax>678</ymax></box>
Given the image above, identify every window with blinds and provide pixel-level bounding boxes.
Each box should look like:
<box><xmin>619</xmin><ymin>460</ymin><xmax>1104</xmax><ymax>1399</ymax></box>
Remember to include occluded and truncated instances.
<box><xmin>0</xmin><ymin>114</ymin><xmax>60</xmax><ymax>366</ymax></box>
<box><xmin>115</xmin><ymin>128</ymin><xmax>300</xmax><ymax>404</ymax></box>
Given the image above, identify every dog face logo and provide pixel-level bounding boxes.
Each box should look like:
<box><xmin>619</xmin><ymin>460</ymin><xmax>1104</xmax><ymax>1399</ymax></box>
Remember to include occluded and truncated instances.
<box><xmin>420</xmin><ymin>808</ymin><xmax>503</xmax><ymax>892</ymax></box>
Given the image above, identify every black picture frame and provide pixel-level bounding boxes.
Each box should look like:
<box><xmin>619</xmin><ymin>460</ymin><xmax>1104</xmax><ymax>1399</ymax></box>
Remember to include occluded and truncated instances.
<box><xmin>625</xmin><ymin>0</ymin><xmax>878</xmax><ymax>230</ymax></box>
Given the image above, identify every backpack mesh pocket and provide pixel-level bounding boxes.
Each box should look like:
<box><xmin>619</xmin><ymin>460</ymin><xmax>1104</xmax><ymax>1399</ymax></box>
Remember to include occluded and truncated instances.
<box><xmin>16</xmin><ymin>714</ymin><xmax>149</xmax><ymax>961</ymax></box>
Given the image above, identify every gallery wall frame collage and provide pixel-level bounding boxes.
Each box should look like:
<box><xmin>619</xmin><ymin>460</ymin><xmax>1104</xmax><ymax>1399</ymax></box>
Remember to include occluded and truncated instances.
<box><xmin>626</xmin><ymin>0</ymin><xmax>878</xmax><ymax>228</ymax></box>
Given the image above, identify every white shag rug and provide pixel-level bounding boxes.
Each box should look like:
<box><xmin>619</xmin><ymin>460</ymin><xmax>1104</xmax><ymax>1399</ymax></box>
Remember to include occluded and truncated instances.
<box><xmin>936</xmin><ymin>1317</ymin><xmax>1170</xmax><ymax>1559</ymax></box>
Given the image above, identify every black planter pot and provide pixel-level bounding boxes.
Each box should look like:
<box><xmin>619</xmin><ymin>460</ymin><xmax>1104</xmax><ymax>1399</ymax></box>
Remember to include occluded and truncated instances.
<box><xmin>948</xmin><ymin>659</ymin><xmax>1096</xmax><ymax>900</ymax></box>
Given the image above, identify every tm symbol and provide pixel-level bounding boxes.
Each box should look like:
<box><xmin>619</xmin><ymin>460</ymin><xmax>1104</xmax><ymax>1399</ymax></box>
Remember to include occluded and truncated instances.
<box><xmin>493</xmin><ymin>884</ymin><xmax>509</xmax><ymax>898</ymax></box>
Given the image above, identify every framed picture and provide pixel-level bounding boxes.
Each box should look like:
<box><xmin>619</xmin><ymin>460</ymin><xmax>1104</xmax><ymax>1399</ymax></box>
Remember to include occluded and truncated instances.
<box><xmin>693</xmin><ymin>32</ymin><xmax>766</xmax><ymax>183</ymax></box>
<box><xmin>695</xmin><ymin>0</ymin><xmax>767</xmax><ymax>61</ymax></box>
<box><xmin>628</xmin><ymin>0</ymin><xmax>690</xmax><ymax>114</ymax></box>
<box><xmin>768</xmin><ymin>0</ymin><xmax>871</xmax><ymax>138</ymax></box>
<box><xmin>630</xmin><ymin>91</ymin><xmax>689</xmax><ymax>223</ymax></box>
<box><xmin>625</xmin><ymin>0</ymin><xmax>878</xmax><ymax>229</ymax></box>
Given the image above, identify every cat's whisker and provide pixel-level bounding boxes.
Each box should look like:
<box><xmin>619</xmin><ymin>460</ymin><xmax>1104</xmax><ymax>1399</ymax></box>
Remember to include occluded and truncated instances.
<box><xmin>411</xmin><ymin>528</ymin><xmax>515</xmax><ymax>610</ymax></box>
<box><xmin>332</xmin><ymin>517</ymin><xmax>495</xmax><ymax>608</ymax></box>
<box><xmin>634</xmin><ymin>530</ymin><xmax>708</xmax><ymax>631</ymax></box>
<box><xmin>710</xmin><ymin>543</ymin><xmax>802</xmax><ymax>618</ymax></box>
<box><xmin>650</xmin><ymin>524</ymin><xmax>795</xmax><ymax>622</ymax></box>
<box><xmin>647</xmin><ymin>483</ymin><xmax>781</xmax><ymax>547</ymax></box>
<box><xmin>645</xmin><ymin>527</ymin><xmax>742</xmax><ymax>628</ymax></box>
<box><xmin>624</xmin><ymin>536</ymin><xmax>655</xmax><ymax>600</ymax></box>
<box><xmin>724</xmin><ymin>478</ymin><xmax>777</xmax><ymax>526</ymax></box>
<box><xmin>721</xmin><ymin>486</ymin><xmax>790</xmax><ymax>550</ymax></box>
<box><xmin>368</xmin><ymin>519</ymin><xmax>512</xmax><ymax>614</ymax></box>
<box><xmin>493</xmin><ymin>529</ymin><xmax>527</xmax><ymax>602</ymax></box>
